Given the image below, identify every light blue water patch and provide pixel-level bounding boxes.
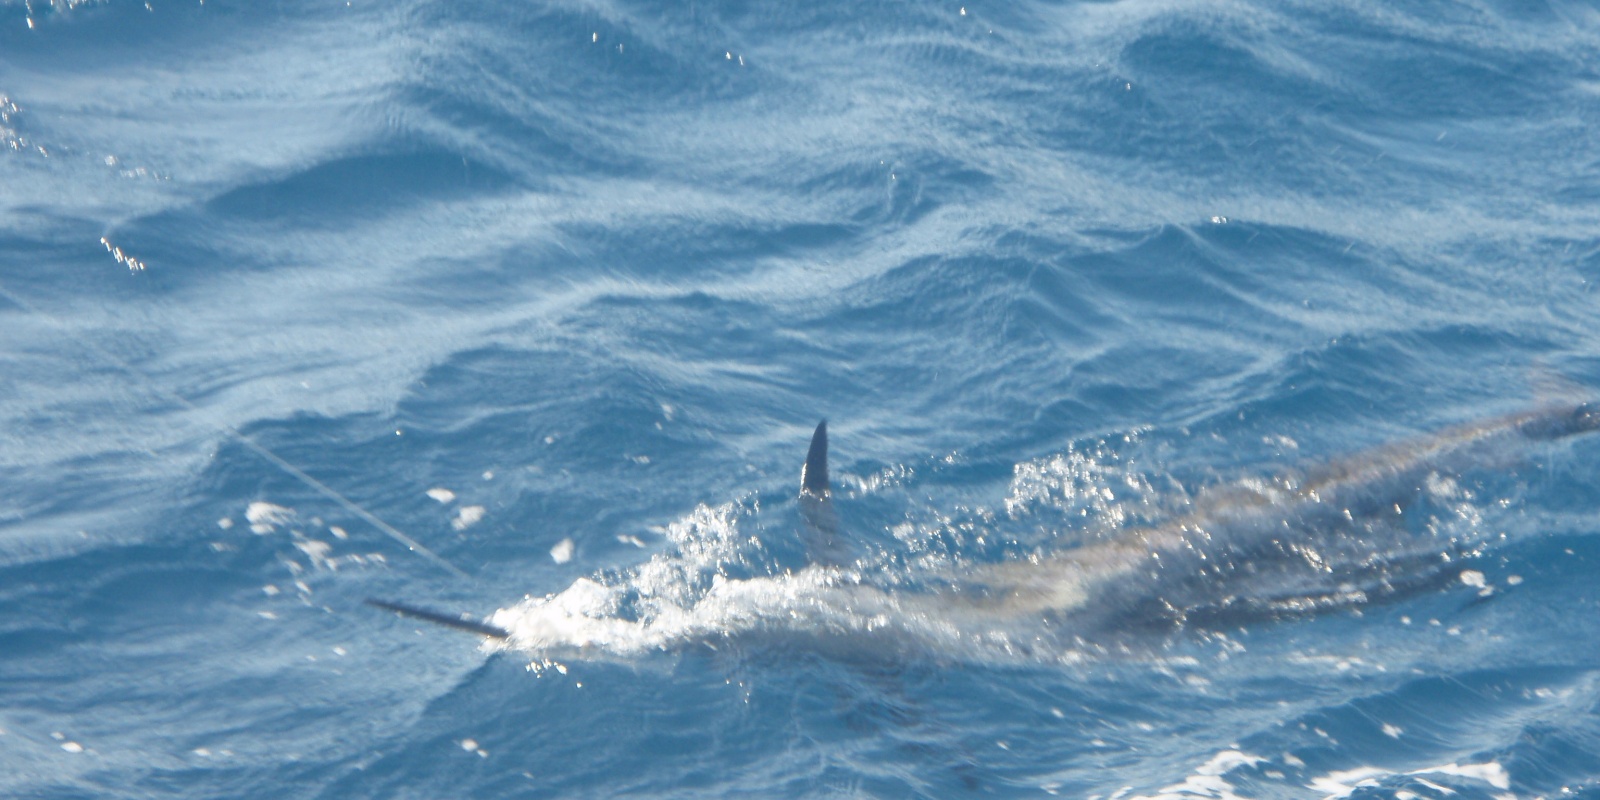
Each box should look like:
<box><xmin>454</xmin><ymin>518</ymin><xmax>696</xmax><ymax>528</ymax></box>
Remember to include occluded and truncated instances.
<box><xmin>3</xmin><ymin>0</ymin><xmax>1600</xmax><ymax>797</ymax></box>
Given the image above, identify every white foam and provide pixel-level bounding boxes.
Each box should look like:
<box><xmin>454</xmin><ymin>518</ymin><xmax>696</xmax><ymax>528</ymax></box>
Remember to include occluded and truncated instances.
<box><xmin>1003</xmin><ymin>445</ymin><xmax>1150</xmax><ymax>526</ymax></box>
<box><xmin>1307</xmin><ymin>761</ymin><xmax>1510</xmax><ymax>799</ymax></box>
<box><xmin>1309</xmin><ymin>766</ymin><xmax>1388</xmax><ymax>798</ymax></box>
<box><xmin>245</xmin><ymin>502</ymin><xmax>294</xmax><ymax>534</ymax></box>
<box><xmin>452</xmin><ymin>505</ymin><xmax>485</xmax><ymax>531</ymax></box>
<box><xmin>493</xmin><ymin>502</ymin><xmax>770</xmax><ymax>658</ymax></box>
<box><xmin>1424</xmin><ymin>762</ymin><xmax>1510</xmax><ymax>790</ymax></box>
<box><xmin>1127</xmin><ymin>752</ymin><xmax>1513</xmax><ymax>800</ymax></box>
<box><xmin>492</xmin><ymin>569</ymin><xmax>874</xmax><ymax>659</ymax></box>
<box><xmin>426</xmin><ymin>488</ymin><xmax>456</xmax><ymax>504</ymax></box>
<box><xmin>1129</xmin><ymin>750</ymin><xmax>1264</xmax><ymax>800</ymax></box>
<box><xmin>294</xmin><ymin>540</ymin><xmax>334</xmax><ymax>570</ymax></box>
<box><xmin>549</xmin><ymin>538</ymin><xmax>574</xmax><ymax>564</ymax></box>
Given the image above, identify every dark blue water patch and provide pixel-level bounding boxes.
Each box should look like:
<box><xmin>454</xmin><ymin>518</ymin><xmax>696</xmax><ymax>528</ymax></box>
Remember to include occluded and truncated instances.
<box><xmin>0</xmin><ymin>0</ymin><xmax>301</xmax><ymax>67</ymax></box>
<box><xmin>394</xmin><ymin>3</ymin><xmax>769</xmax><ymax>182</ymax></box>
<box><xmin>1181</xmin><ymin>221</ymin><xmax>1399</xmax><ymax>306</ymax></box>
<box><xmin>0</xmin><ymin>541</ymin><xmax>258</xmax><ymax>709</ymax></box>
<box><xmin>1029</xmin><ymin>4</ymin><xmax>1588</xmax><ymax>200</ymax></box>
<box><xmin>1265</xmin><ymin>323</ymin><xmax>1582</xmax><ymax>443</ymax></box>
<box><xmin>828</xmin><ymin>253</ymin><xmax>1086</xmax><ymax>343</ymax></box>
<box><xmin>556</xmin><ymin>292</ymin><xmax>801</xmax><ymax>400</ymax></box>
<box><xmin>1516</xmin><ymin>443</ymin><xmax>1600</xmax><ymax>521</ymax></box>
<box><xmin>1556</xmin><ymin>162</ymin><xmax>1600</xmax><ymax>206</ymax></box>
<box><xmin>543</xmin><ymin>307</ymin><xmax>837</xmax><ymax>444</ymax></box>
<box><xmin>0</xmin><ymin>553</ymin><xmax>117</xmax><ymax>647</ymax></box>
<box><xmin>133</xmin><ymin>763</ymin><xmax>310</xmax><ymax>800</ymax></box>
<box><xmin>395</xmin><ymin>82</ymin><xmax>638</xmax><ymax>182</ymax></box>
<box><xmin>1069</xmin><ymin>342</ymin><xmax>1254</xmax><ymax>421</ymax></box>
<box><xmin>1068</xmin><ymin>225</ymin><xmax>1279</xmax><ymax>325</ymax></box>
<box><xmin>548</xmin><ymin>159</ymin><xmax>993</xmax><ymax>283</ymax></box>
<box><xmin>323</xmin><ymin>640</ymin><xmax>1222</xmax><ymax>798</ymax></box>
<box><xmin>192</xmin><ymin>420</ymin><xmax>353</xmax><ymax>511</ymax></box>
<box><xmin>792</xmin><ymin>159</ymin><xmax>904</xmax><ymax>204</ymax></box>
<box><xmin>1055</xmin><ymin>27</ymin><xmax>1357</xmax><ymax>187</ymax></box>
<box><xmin>75</xmin><ymin>564</ymin><xmax>250</xmax><ymax>648</ymax></box>
<box><xmin>4</xmin><ymin>448</ymin><xmax>172</xmax><ymax>537</ymax></box>
<box><xmin>1220</xmin><ymin>665</ymin><xmax>1599</xmax><ymax>799</ymax></box>
<box><xmin>1408</xmin><ymin>323</ymin><xmax>1564</xmax><ymax>369</ymax></box>
<box><xmin>845</xmin><ymin>153</ymin><xmax>995</xmax><ymax>231</ymax></box>
<box><xmin>932</xmin><ymin>659</ymin><xmax>1250</xmax><ymax>792</ymax></box>
<box><xmin>1499</xmin><ymin>716</ymin><xmax>1600</xmax><ymax>800</ymax></box>
<box><xmin>1116</xmin><ymin>17</ymin><xmax>1348</xmax><ymax>118</ymax></box>
<box><xmin>377</xmin><ymin>241</ymin><xmax>575</xmax><ymax>312</ymax></box>
<box><xmin>1296</xmin><ymin>4</ymin><xmax>1577</xmax><ymax>122</ymax></box>
<box><xmin>1188</xmin><ymin>221</ymin><xmax>1492</xmax><ymax>333</ymax></box>
<box><xmin>337</xmin><ymin>341</ymin><xmax>811</xmax><ymax>568</ymax></box>
<box><xmin>203</xmin><ymin>151</ymin><xmax>518</xmax><ymax>227</ymax></box>
<box><xmin>116</xmin><ymin>692</ymin><xmax>364</xmax><ymax>799</ymax></box>
<box><xmin>408</xmin><ymin>0</ymin><xmax>770</xmax><ymax>104</ymax></box>
<box><xmin>1495</xmin><ymin>528</ymin><xmax>1600</xmax><ymax>604</ymax></box>
<box><xmin>221</xmin><ymin>411</ymin><xmax>417</xmax><ymax>507</ymax></box>
<box><xmin>1232</xmin><ymin>330</ymin><xmax>1542</xmax><ymax>439</ymax></box>
<box><xmin>799</xmin><ymin>664</ymin><xmax>992</xmax><ymax>794</ymax></box>
<box><xmin>85</xmin><ymin>152</ymin><xmax>520</xmax><ymax>294</ymax></box>
<box><xmin>310</xmin><ymin>655</ymin><xmax>761</xmax><ymax>799</ymax></box>
<box><xmin>18</xmin><ymin>787</ymin><xmax>102</xmax><ymax>800</ymax></box>
<box><xmin>996</xmin><ymin>63</ymin><xmax>1174</xmax><ymax>156</ymax></box>
<box><xmin>1013</xmin><ymin>256</ymin><xmax>1117</xmax><ymax>344</ymax></box>
<box><xmin>811</xmin><ymin>253</ymin><xmax>1113</xmax><ymax>440</ymax></box>
<box><xmin>407</xmin><ymin>347</ymin><xmax>676</xmax><ymax>471</ymax></box>
<box><xmin>1576</xmin><ymin>243</ymin><xmax>1600</xmax><ymax>284</ymax></box>
<box><xmin>704</xmin><ymin>0</ymin><xmax>954</xmax><ymax>40</ymax></box>
<box><xmin>557</xmin><ymin>218</ymin><xmax>862</xmax><ymax>282</ymax></box>
<box><xmin>0</xmin><ymin>225</ymin><xmax>154</xmax><ymax>305</ymax></box>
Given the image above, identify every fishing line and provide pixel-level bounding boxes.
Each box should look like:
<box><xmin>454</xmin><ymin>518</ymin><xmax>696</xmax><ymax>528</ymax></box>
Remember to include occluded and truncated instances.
<box><xmin>0</xmin><ymin>279</ymin><xmax>471</xmax><ymax>580</ymax></box>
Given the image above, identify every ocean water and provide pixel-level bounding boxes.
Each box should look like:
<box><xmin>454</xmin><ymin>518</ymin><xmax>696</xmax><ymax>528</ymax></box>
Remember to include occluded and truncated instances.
<box><xmin>5</xmin><ymin>0</ymin><xmax>1600</xmax><ymax>797</ymax></box>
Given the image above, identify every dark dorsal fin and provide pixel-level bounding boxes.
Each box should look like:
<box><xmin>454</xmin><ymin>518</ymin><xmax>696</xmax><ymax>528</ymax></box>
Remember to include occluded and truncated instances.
<box><xmin>366</xmin><ymin>598</ymin><xmax>509</xmax><ymax>639</ymax></box>
<box><xmin>801</xmin><ymin>420</ymin><xmax>829</xmax><ymax>497</ymax></box>
<box><xmin>798</xmin><ymin>419</ymin><xmax>845</xmax><ymax>565</ymax></box>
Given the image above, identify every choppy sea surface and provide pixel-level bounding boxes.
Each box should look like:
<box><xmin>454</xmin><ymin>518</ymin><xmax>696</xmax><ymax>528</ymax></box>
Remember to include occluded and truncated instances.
<box><xmin>5</xmin><ymin>1</ymin><xmax>1600</xmax><ymax>797</ymax></box>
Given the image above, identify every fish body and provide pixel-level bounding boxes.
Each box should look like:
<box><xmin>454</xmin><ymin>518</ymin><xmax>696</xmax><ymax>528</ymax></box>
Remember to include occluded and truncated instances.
<box><xmin>950</xmin><ymin>402</ymin><xmax>1598</xmax><ymax>639</ymax></box>
<box><xmin>380</xmin><ymin>403</ymin><xmax>1599</xmax><ymax>662</ymax></box>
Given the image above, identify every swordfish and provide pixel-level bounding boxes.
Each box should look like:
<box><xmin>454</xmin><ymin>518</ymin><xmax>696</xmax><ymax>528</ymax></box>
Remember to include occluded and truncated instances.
<box><xmin>370</xmin><ymin>403</ymin><xmax>1599</xmax><ymax>661</ymax></box>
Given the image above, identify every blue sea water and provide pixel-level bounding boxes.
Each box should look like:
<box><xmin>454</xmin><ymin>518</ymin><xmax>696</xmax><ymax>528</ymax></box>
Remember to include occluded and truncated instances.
<box><xmin>5</xmin><ymin>0</ymin><xmax>1600</xmax><ymax>797</ymax></box>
